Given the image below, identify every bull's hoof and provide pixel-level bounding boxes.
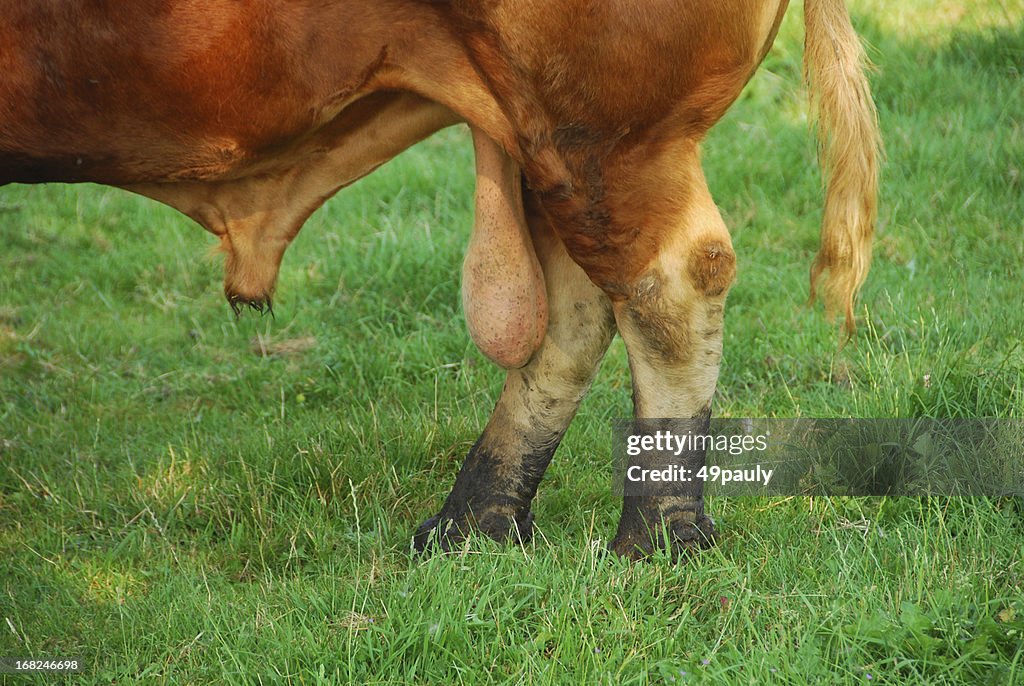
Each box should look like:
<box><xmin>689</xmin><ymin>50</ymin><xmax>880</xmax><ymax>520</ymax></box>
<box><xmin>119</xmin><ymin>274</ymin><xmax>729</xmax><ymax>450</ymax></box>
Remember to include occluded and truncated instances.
<box><xmin>609</xmin><ymin>513</ymin><xmax>717</xmax><ymax>561</ymax></box>
<box><xmin>412</xmin><ymin>515</ymin><xmax>469</xmax><ymax>553</ymax></box>
<box><xmin>412</xmin><ymin>509</ymin><xmax>534</xmax><ymax>554</ymax></box>
<box><xmin>226</xmin><ymin>292</ymin><xmax>274</xmax><ymax>317</ymax></box>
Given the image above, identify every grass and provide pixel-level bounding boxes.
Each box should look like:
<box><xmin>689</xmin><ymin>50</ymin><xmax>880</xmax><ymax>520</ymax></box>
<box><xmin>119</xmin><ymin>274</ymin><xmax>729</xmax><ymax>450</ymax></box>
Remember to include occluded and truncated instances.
<box><xmin>1</xmin><ymin>1</ymin><xmax>1022</xmax><ymax>683</ymax></box>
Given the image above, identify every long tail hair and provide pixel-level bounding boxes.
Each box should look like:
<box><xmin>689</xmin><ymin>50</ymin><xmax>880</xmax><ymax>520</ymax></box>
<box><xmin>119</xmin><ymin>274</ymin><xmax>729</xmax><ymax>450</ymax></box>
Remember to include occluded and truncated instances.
<box><xmin>804</xmin><ymin>0</ymin><xmax>882</xmax><ymax>333</ymax></box>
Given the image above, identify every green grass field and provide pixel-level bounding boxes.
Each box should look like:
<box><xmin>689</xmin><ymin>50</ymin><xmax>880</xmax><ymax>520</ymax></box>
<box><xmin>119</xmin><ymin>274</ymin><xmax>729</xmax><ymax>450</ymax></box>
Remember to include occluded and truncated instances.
<box><xmin>2</xmin><ymin>1</ymin><xmax>1022</xmax><ymax>683</ymax></box>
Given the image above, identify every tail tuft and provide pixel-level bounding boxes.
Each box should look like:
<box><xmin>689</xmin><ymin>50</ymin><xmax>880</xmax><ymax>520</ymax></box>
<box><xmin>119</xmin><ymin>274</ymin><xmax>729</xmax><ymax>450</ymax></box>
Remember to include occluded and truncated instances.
<box><xmin>804</xmin><ymin>0</ymin><xmax>882</xmax><ymax>335</ymax></box>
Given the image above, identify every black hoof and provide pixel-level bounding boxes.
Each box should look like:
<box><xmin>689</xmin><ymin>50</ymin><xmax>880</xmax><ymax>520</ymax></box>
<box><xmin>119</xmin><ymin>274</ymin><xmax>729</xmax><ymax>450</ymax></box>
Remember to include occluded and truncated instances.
<box><xmin>609</xmin><ymin>513</ymin><xmax>717</xmax><ymax>561</ymax></box>
<box><xmin>227</xmin><ymin>292</ymin><xmax>274</xmax><ymax>317</ymax></box>
<box><xmin>412</xmin><ymin>515</ymin><xmax>465</xmax><ymax>553</ymax></box>
<box><xmin>412</xmin><ymin>509</ymin><xmax>535</xmax><ymax>554</ymax></box>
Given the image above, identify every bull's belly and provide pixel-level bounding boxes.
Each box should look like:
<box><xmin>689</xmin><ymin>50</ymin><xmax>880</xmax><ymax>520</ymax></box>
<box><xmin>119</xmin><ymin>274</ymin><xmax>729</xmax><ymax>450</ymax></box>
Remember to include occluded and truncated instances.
<box><xmin>0</xmin><ymin>85</ymin><xmax>368</xmax><ymax>187</ymax></box>
<box><xmin>0</xmin><ymin>0</ymin><xmax>437</xmax><ymax>186</ymax></box>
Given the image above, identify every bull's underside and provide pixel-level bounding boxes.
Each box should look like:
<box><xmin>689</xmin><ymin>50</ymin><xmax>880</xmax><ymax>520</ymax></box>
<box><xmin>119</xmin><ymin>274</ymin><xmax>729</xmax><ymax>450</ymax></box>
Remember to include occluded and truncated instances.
<box><xmin>0</xmin><ymin>0</ymin><xmax>878</xmax><ymax>557</ymax></box>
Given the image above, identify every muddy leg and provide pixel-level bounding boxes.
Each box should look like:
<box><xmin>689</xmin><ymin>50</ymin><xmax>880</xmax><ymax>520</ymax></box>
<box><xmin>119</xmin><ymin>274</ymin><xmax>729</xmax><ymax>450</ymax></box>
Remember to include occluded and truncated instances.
<box><xmin>414</xmin><ymin>196</ymin><xmax>616</xmax><ymax>551</ymax></box>
<box><xmin>607</xmin><ymin>163</ymin><xmax>736</xmax><ymax>560</ymax></box>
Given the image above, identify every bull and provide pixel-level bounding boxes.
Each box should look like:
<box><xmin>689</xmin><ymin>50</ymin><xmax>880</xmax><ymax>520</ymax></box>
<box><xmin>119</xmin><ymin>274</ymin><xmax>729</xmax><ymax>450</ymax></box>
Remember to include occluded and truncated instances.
<box><xmin>0</xmin><ymin>0</ymin><xmax>879</xmax><ymax>558</ymax></box>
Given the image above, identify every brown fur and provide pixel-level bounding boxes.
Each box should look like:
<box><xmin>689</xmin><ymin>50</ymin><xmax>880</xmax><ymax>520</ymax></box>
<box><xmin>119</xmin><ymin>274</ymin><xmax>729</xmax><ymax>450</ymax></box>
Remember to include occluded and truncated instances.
<box><xmin>688</xmin><ymin>240</ymin><xmax>738</xmax><ymax>298</ymax></box>
<box><xmin>0</xmin><ymin>1</ymin><xmax>877</xmax><ymax>329</ymax></box>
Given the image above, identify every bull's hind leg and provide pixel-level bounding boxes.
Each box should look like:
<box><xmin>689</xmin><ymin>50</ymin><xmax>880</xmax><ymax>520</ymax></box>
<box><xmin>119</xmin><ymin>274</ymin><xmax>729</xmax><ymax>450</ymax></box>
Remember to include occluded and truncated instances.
<box><xmin>414</xmin><ymin>193</ymin><xmax>616</xmax><ymax>551</ymax></box>
<box><xmin>603</xmin><ymin>148</ymin><xmax>736</xmax><ymax>560</ymax></box>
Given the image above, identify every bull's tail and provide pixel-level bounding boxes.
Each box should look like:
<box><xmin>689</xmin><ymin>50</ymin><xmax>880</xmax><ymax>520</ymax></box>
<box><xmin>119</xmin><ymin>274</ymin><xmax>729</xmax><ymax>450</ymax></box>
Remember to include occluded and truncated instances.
<box><xmin>803</xmin><ymin>0</ymin><xmax>881</xmax><ymax>333</ymax></box>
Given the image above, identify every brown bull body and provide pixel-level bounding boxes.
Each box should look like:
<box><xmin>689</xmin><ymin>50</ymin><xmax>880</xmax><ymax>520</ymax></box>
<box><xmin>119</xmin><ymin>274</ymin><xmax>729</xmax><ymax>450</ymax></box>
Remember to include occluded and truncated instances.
<box><xmin>0</xmin><ymin>0</ymin><xmax>879</xmax><ymax>556</ymax></box>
